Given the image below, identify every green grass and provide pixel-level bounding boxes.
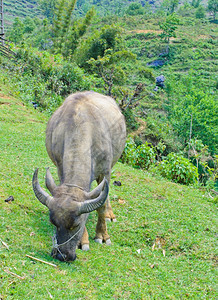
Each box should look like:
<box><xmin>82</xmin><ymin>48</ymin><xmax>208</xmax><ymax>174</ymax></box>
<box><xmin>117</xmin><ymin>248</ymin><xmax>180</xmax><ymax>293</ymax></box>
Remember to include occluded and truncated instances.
<box><xmin>0</xmin><ymin>81</ymin><xmax>217</xmax><ymax>299</ymax></box>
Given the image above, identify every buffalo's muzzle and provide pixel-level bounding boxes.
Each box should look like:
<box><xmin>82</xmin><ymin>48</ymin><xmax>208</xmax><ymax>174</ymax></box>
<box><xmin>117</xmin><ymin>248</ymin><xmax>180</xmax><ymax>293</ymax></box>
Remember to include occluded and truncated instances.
<box><xmin>51</xmin><ymin>249</ymin><xmax>76</xmax><ymax>262</ymax></box>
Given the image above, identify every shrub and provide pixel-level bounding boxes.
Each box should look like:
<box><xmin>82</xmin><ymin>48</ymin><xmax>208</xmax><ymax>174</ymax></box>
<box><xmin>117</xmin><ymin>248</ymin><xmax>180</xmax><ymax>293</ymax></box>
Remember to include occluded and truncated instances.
<box><xmin>126</xmin><ymin>3</ymin><xmax>145</xmax><ymax>16</ymax></box>
<box><xmin>122</xmin><ymin>137</ymin><xmax>138</xmax><ymax>166</ymax></box>
<box><xmin>195</xmin><ymin>6</ymin><xmax>206</xmax><ymax>19</ymax></box>
<box><xmin>122</xmin><ymin>138</ymin><xmax>156</xmax><ymax>170</ymax></box>
<box><xmin>136</xmin><ymin>143</ymin><xmax>156</xmax><ymax>169</ymax></box>
<box><xmin>156</xmin><ymin>153</ymin><xmax>199</xmax><ymax>185</ymax></box>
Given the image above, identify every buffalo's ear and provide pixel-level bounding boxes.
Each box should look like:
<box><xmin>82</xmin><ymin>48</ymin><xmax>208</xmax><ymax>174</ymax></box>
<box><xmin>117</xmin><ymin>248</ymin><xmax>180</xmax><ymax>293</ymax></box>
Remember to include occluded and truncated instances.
<box><xmin>79</xmin><ymin>178</ymin><xmax>109</xmax><ymax>214</ymax></box>
<box><xmin>32</xmin><ymin>168</ymin><xmax>53</xmax><ymax>208</ymax></box>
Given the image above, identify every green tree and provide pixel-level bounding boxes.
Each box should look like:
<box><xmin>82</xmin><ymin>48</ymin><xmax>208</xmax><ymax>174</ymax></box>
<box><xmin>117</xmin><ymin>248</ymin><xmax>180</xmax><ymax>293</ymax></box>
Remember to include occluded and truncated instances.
<box><xmin>52</xmin><ymin>0</ymin><xmax>77</xmax><ymax>51</ymax></box>
<box><xmin>75</xmin><ymin>25</ymin><xmax>123</xmax><ymax>67</ymax></box>
<box><xmin>126</xmin><ymin>2</ymin><xmax>144</xmax><ymax>16</ymax></box>
<box><xmin>195</xmin><ymin>5</ymin><xmax>206</xmax><ymax>19</ymax></box>
<box><xmin>166</xmin><ymin>80</ymin><xmax>218</xmax><ymax>154</ymax></box>
<box><xmin>39</xmin><ymin>0</ymin><xmax>57</xmax><ymax>20</ymax></box>
<box><xmin>8</xmin><ymin>17</ymin><xmax>24</xmax><ymax>43</ymax></box>
<box><xmin>161</xmin><ymin>0</ymin><xmax>179</xmax><ymax>15</ymax></box>
<box><xmin>208</xmin><ymin>0</ymin><xmax>218</xmax><ymax>20</ymax></box>
<box><xmin>159</xmin><ymin>13</ymin><xmax>179</xmax><ymax>54</ymax></box>
<box><xmin>51</xmin><ymin>0</ymin><xmax>94</xmax><ymax>57</ymax></box>
<box><xmin>191</xmin><ymin>0</ymin><xmax>201</xmax><ymax>8</ymax></box>
<box><xmin>52</xmin><ymin>0</ymin><xmax>66</xmax><ymax>47</ymax></box>
<box><xmin>23</xmin><ymin>17</ymin><xmax>36</xmax><ymax>33</ymax></box>
<box><xmin>88</xmin><ymin>48</ymin><xmax>136</xmax><ymax>96</ymax></box>
<box><xmin>61</xmin><ymin>7</ymin><xmax>95</xmax><ymax>57</ymax></box>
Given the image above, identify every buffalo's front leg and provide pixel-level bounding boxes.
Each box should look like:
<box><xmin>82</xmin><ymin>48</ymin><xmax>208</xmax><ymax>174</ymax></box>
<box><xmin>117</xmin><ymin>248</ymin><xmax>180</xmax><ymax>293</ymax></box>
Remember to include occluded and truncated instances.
<box><xmin>78</xmin><ymin>226</ymin><xmax>89</xmax><ymax>251</ymax></box>
<box><xmin>95</xmin><ymin>205</ymin><xmax>111</xmax><ymax>245</ymax></box>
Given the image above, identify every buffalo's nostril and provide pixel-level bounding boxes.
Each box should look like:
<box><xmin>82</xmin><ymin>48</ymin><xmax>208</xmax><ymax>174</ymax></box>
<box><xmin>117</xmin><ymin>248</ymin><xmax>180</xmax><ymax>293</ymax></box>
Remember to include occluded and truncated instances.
<box><xmin>56</xmin><ymin>252</ymin><xmax>66</xmax><ymax>261</ymax></box>
<box><xmin>66</xmin><ymin>253</ymin><xmax>77</xmax><ymax>262</ymax></box>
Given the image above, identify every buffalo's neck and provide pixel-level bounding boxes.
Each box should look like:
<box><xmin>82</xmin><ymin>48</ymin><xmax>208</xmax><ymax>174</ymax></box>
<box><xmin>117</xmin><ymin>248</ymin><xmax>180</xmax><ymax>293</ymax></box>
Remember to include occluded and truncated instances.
<box><xmin>60</xmin><ymin>132</ymin><xmax>94</xmax><ymax>192</ymax></box>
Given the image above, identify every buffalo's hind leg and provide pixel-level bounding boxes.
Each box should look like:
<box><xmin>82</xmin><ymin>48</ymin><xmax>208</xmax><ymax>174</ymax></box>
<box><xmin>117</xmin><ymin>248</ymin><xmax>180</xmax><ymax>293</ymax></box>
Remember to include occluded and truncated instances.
<box><xmin>95</xmin><ymin>205</ymin><xmax>111</xmax><ymax>245</ymax></box>
<box><xmin>105</xmin><ymin>199</ymin><xmax>116</xmax><ymax>222</ymax></box>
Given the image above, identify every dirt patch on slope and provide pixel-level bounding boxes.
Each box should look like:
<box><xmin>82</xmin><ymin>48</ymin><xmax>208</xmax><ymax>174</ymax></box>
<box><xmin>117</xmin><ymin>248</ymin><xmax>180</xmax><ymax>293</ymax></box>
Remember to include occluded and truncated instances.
<box><xmin>0</xmin><ymin>93</ymin><xmax>12</xmax><ymax>100</ymax></box>
<box><xmin>129</xmin><ymin>29</ymin><xmax>161</xmax><ymax>34</ymax></box>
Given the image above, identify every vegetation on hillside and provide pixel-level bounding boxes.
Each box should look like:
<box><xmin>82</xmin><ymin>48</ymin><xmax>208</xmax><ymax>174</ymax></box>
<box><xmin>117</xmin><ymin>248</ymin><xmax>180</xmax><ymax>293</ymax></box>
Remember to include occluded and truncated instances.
<box><xmin>0</xmin><ymin>2</ymin><xmax>217</xmax><ymax>298</ymax></box>
<box><xmin>2</xmin><ymin>0</ymin><xmax>217</xmax><ymax>189</ymax></box>
<box><xmin>0</xmin><ymin>83</ymin><xmax>217</xmax><ymax>299</ymax></box>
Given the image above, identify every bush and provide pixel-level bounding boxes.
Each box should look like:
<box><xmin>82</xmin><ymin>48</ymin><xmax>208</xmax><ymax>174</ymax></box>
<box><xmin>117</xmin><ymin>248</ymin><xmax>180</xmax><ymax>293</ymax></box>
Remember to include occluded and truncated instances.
<box><xmin>122</xmin><ymin>137</ymin><xmax>138</xmax><ymax>166</ymax></box>
<box><xmin>195</xmin><ymin>6</ymin><xmax>206</xmax><ymax>19</ymax></box>
<box><xmin>136</xmin><ymin>143</ymin><xmax>156</xmax><ymax>169</ymax></box>
<box><xmin>126</xmin><ymin>3</ymin><xmax>145</xmax><ymax>16</ymax></box>
<box><xmin>11</xmin><ymin>46</ymin><xmax>92</xmax><ymax>111</ymax></box>
<box><xmin>156</xmin><ymin>153</ymin><xmax>199</xmax><ymax>185</ymax></box>
<box><xmin>122</xmin><ymin>138</ymin><xmax>156</xmax><ymax>170</ymax></box>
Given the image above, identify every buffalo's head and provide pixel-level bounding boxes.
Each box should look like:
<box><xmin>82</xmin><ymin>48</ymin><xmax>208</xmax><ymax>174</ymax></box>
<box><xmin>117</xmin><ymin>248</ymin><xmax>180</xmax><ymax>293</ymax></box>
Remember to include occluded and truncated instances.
<box><xmin>32</xmin><ymin>168</ymin><xmax>108</xmax><ymax>262</ymax></box>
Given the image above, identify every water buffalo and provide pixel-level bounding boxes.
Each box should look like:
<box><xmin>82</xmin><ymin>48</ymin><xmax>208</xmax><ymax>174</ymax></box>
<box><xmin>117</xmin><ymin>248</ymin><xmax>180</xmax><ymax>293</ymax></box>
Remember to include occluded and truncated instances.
<box><xmin>32</xmin><ymin>91</ymin><xmax>126</xmax><ymax>261</ymax></box>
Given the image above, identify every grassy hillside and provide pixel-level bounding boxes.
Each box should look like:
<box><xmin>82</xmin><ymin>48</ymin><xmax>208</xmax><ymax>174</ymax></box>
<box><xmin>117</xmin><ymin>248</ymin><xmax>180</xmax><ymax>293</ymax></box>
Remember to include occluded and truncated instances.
<box><xmin>121</xmin><ymin>17</ymin><xmax>217</xmax><ymax>89</ymax></box>
<box><xmin>3</xmin><ymin>0</ymin><xmax>40</xmax><ymax>28</ymax></box>
<box><xmin>0</xmin><ymin>78</ymin><xmax>217</xmax><ymax>299</ymax></box>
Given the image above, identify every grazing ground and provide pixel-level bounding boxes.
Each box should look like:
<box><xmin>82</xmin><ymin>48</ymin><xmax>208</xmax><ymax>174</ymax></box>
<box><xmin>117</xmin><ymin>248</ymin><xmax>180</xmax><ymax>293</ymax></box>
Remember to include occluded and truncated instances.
<box><xmin>0</xmin><ymin>84</ymin><xmax>217</xmax><ymax>299</ymax></box>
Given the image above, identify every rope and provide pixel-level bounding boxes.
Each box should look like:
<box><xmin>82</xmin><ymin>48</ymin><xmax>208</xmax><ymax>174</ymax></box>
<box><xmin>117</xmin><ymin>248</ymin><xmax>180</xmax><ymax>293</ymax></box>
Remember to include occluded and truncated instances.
<box><xmin>52</xmin><ymin>227</ymin><xmax>82</xmax><ymax>261</ymax></box>
<box><xmin>64</xmin><ymin>183</ymin><xmax>85</xmax><ymax>191</ymax></box>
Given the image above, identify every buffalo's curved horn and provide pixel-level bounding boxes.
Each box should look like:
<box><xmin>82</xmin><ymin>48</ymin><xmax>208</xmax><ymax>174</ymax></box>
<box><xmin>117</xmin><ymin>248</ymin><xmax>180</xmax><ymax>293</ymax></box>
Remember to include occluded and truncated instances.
<box><xmin>79</xmin><ymin>178</ymin><xmax>109</xmax><ymax>214</ymax></box>
<box><xmin>45</xmin><ymin>167</ymin><xmax>57</xmax><ymax>196</ymax></box>
<box><xmin>32</xmin><ymin>168</ymin><xmax>53</xmax><ymax>207</ymax></box>
<box><xmin>85</xmin><ymin>177</ymin><xmax>107</xmax><ymax>199</ymax></box>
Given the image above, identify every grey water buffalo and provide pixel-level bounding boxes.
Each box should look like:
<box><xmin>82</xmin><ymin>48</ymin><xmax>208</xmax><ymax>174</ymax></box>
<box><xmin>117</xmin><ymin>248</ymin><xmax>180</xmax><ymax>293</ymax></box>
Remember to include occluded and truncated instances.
<box><xmin>32</xmin><ymin>91</ymin><xmax>126</xmax><ymax>261</ymax></box>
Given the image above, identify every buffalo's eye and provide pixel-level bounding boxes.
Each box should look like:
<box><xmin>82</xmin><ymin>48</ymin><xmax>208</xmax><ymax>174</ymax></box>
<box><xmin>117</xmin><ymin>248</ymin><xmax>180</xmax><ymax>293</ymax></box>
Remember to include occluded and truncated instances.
<box><xmin>67</xmin><ymin>218</ymin><xmax>80</xmax><ymax>231</ymax></box>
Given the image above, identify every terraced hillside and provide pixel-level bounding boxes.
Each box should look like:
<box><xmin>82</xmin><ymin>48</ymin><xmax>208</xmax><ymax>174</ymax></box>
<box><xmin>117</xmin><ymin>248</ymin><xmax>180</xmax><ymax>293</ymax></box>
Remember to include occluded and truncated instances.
<box><xmin>3</xmin><ymin>0</ymin><xmax>40</xmax><ymax>29</ymax></box>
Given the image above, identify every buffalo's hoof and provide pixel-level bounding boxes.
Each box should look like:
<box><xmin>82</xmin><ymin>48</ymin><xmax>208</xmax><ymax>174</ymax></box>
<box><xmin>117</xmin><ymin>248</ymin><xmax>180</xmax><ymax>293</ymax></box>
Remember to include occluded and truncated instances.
<box><xmin>106</xmin><ymin>218</ymin><xmax>117</xmax><ymax>222</ymax></box>
<box><xmin>82</xmin><ymin>244</ymin><xmax>89</xmax><ymax>251</ymax></box>
<box><xmin>95</xmin><ymin>238</ymin><xmax>103</xmax><ymax>244</ymax></box>
<box><xmin>105</xmin><ymin>239</ymin><xmax>111</xmax><ymax>245</ymax></box>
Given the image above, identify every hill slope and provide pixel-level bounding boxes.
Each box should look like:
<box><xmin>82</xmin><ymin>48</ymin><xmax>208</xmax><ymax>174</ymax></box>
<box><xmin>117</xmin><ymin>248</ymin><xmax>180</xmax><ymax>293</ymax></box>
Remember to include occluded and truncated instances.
<box><xmin>3</xmin><ymin>0</ymin><xmax>40</xmax><ymax>28</ymax></box>
<box><xmin>0</xmin><ymin>78</ymin><xmax>217</xmax><ymax>299</ymax></box>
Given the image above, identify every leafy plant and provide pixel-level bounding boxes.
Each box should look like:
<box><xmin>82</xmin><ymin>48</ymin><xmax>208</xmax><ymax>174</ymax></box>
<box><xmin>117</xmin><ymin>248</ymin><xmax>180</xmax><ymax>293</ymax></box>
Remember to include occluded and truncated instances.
<box><xmin>156</xmin><ymin>152</ymin><xmax>199</xmax><ymax>185</ymax></box>
<box><xmin>121</xmin><ymin>137</ymin><xmax>138</xmax><ymax>166</ymax></box>
<box><xmin>136</xmin><ymin>142</ymin><xmax>156</xmax><ymax>169</ymax></box>
<box><xmin>187</xmin><ymin>139</ymin><xmax>218</xmax><ymax>188</ymax></box>
<box><xmin>8</xmin><ymin>45</ymin><xmax>92</xmax><ymax>111</ymax></box>
<box><xmin>122</xmin><ymin>138</ymin><xmax>156</xmax><ymax>170</ymax></box>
